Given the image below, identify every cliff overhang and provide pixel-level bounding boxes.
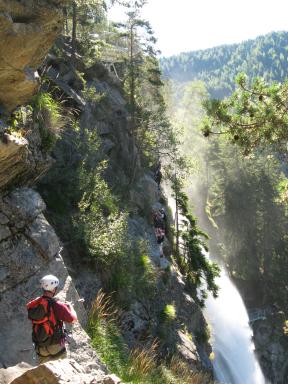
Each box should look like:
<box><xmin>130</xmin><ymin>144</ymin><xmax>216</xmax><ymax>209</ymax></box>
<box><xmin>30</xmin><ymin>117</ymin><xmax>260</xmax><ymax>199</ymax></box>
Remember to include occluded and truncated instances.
<box><xmin>0</xmin><ymin>0</ymin><xmax>68</xmax><ymax>112</ymax></box>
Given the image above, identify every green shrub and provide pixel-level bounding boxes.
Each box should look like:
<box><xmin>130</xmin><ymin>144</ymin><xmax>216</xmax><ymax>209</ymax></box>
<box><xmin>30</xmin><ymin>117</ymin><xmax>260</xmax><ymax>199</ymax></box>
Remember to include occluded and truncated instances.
<box><xmin>31</xmin><ymin>91</ymin><xmax>64</xmax><ymax>151</ymax></box>
<box><xmin>106</xmin><ymin>241</ymin><xmax>158</xmax><ymax>309</ymax></box>
<box><xmin>171</xmin><ymin>180</ymin><xmax>220</xmax><ymax>305</ymax></box>
<box><xmin>82</xmin><ymin>87</ymin><xmax>107</xmax><ymax>104</ymax></box>
<box><xmin>194</xmin><ymin>325</ymin><xmax>211</xmax><ymax>344</ymax></box>
<box><xmin>161</xmin><ymin>304</ymin><xmax>176</xmax><ymax>323</ymax></box>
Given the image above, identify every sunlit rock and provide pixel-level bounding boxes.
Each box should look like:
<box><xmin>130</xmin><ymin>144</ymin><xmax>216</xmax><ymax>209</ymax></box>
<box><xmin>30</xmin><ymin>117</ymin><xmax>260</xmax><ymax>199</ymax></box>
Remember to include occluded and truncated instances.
<box><xmin>0</xmin><ymin>0</ymin><xmax>67</xmax><ymax>111</ymax></box>
<box><xmin>0</xmin><ymin>359</ymin><xmax>116</xmax><ymax>384</ymax></box>
<box><xmin>0</xmin><ymin>134</ymin><xmax>29</xmax><ymax>189</ymax></box>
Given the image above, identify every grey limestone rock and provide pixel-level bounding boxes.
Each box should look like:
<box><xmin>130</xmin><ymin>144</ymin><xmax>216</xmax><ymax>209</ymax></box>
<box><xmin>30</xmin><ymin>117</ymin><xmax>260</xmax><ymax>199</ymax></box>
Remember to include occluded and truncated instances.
<box><xmin>0</xmin><ymin>358</ymin><xmax>112</xmax><ymax>384</ymax></box>
<box><xmin>0</xmin><ymin>188</ymin><xmax>60</xmax><ymax>293</ymax></box>
<box><xmin>5</xmin><ymin>188</ymin><xmax>46</xmax><ymax>222</ymax></box>
<box><xmin>25</xmin><ymin>213</ymin><xmax>60</xmax><ymax>260</ymax></box>
<box><xmin>0</xmin><ymin>186</ymin><xmax>105</xmax><ymax>377</ymax></box>
<box><xmin>130</xmin><ymin>174</ymin><xmax>160</xmax><ymax>211</ymax></box>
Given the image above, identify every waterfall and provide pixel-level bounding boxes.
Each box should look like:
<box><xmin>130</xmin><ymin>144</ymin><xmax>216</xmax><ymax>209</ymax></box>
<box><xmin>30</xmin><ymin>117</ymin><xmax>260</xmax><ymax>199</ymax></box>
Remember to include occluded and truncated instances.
<box><xmin>166</xmin><ymin>194</ymin><xmax>267</xmax><ymax>383</ymax></box>
<box><xmin>204</xmin><ymin>264</ymin><xmax>267</xmax><ymax>384</ymax></box>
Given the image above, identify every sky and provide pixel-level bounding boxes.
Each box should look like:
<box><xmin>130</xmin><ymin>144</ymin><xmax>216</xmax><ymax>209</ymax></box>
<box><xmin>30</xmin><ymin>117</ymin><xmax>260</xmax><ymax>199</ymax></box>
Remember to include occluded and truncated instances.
<box><xmin>108</xmin><ymin>0</ymin><xmax>288</xmax><ymax>57</ymax></box>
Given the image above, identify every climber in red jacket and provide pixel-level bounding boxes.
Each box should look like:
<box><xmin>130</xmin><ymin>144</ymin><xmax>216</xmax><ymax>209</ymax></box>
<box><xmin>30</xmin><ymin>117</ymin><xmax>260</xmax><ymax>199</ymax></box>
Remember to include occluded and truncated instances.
<box><xmin>27</xmin><ymin>274</ymin><xmax>78</xmax><ymax>364</ymax></box>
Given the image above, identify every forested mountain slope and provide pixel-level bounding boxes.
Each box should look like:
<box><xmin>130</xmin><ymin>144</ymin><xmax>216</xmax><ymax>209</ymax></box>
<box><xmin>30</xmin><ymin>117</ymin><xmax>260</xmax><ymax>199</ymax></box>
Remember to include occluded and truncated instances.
<box><xmin>162</xmin><ymin>30</ymin><xmax>288</xmax><ymax>384</ymax></box>
<box><xmin>161</xmin><ymin>31</ymin><xmax>288</xmax><ymax>98</ymax></box>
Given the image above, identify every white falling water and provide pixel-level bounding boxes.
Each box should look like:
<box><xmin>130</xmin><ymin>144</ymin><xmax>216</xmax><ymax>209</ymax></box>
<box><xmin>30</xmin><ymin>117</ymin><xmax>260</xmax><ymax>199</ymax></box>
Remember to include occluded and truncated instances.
<box><xmin>168</xmin><ymin>194</ymin><xmax>268</xmax><ymax>384</ymax></box>
<box><xmin>167</xmin><ymin>194</ymin><xmax>266</xmax><ymax>383</ymax></box>
<box><xmin>204</xmin><ymin>265</ymin><xmax>267</xmax><ymax>384</ymax></box>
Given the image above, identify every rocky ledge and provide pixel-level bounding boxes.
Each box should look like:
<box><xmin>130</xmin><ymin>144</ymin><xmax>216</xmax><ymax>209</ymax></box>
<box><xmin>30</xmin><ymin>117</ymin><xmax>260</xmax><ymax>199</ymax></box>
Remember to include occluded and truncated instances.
<box><xmin>0</xmin><ymin>359</ymin><xmax>121</xmax><ymax>384</ymax></box>
<box><xmin>0</xmin><ymin>187</ymin><xmax>116</xmax><ymax>382</ymax></box>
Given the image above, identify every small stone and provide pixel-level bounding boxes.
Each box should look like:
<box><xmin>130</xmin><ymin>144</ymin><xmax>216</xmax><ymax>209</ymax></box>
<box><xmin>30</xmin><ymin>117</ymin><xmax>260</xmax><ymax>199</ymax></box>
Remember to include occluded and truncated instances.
<box><xmin>0</xmin><ymin>225</ymin><xmax>11</xmax><ymax>241</ymax></box>
<box><xmin>0</xmin><ymin>212</ymin><xmax>9</xmax><ymax>225</ymax></box>
<box><xmin>101</xmin><ymin>374</ymin><xmax>122</xmax><ymax>384</ymax></box>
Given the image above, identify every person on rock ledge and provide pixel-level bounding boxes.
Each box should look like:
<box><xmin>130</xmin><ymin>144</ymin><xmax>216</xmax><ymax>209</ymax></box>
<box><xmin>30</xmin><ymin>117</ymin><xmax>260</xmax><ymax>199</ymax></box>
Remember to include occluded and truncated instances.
<box><xmin>27</xmin><ymin>275</ymin><xmax>78</xmax><ymax>364</ymax></box>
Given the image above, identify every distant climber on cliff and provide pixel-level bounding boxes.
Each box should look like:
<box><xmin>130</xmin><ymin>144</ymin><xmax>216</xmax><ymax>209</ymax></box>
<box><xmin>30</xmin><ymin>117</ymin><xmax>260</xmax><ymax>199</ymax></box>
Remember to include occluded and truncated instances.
<box><xmin>152</xmin><ymin>209</ymin><xmax>165</xmax><ymax>229</ymax></box>
<box><xmin>155</xmin><ymin>227</ymin><xmax>165</xmax><ymax>244</ymax></box>
<box><xmin>159</xmin><ymin>208</ymin><xmax>167</xmax><ymax>233</ymax></box>
<box><xmin>27</xmin><ymin>274</ymin><xmax>78</xmax><ymax>364</ymax></box>
<box><xmin>154</xmin><ymin>163</ymin><xmax>162</xmax><ymax>189</ymax></box>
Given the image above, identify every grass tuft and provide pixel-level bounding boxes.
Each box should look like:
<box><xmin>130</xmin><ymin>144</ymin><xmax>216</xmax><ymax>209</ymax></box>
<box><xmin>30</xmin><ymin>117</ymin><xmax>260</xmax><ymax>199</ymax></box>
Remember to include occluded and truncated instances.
<box><xmin>87</xmin><ymin>291</ymin><xmax>214</xmax><ymax>384</ymax></box>
<box><xmin>31</xmin><ymin>91</ymin><xmax>65</xmax><ymax>151</ymax></box>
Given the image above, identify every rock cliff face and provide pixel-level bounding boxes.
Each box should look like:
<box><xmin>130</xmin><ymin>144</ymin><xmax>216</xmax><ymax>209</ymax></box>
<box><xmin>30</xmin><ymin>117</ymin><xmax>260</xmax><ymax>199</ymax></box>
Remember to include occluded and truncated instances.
<box><xmin>0</xmin><ymin>4</ymin><xmax>213</xmax><ymax>382</ymax></box>
<box><xmin>0</xmin><ymin>1</ymin><xmax>113</xmax><ymax>381</ymax></box>
<box><xmin>252</xmin><ymin>313</ymin><xmax>288</xmax><ymax>384</ymax></box>
<box><xmin>0</xmin><ymin>0</ymin><xmax>67</xmax><ymax>112</ymax></box>
<box><xmin>37</xmin><ymin>63</ymin><xmax>213</xmax><ymax>372</ymax></box>
<box><xmin>0</xmin><ymin>188</ymin><xmax>107</xmax><ymax>381</ymax></box>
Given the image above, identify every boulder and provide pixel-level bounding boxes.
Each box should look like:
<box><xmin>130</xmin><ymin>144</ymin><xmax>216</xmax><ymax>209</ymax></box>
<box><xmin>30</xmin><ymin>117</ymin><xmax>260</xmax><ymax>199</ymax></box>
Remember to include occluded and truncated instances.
<box><xmin>0</xmin><ymin>359</ymin><xmax>118</xmax><ymax>384</ymax></box>
<box><xmin>177</xmin><ymin>330</ymin><xmax>200</xmax><ymax>367</ymax></box>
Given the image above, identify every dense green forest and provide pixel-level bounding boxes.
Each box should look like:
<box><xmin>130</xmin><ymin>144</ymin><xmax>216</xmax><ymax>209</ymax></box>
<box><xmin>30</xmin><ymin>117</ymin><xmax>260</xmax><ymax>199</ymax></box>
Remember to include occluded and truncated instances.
<box><xmin>161</xmin><ymin>31</ymin><xmax>288</xmax><ymax>98</ymax></box>
<box><xmin>163</xmin><ymin>32</ymin><xmax>288</xmax><ymax>311</ymax></box>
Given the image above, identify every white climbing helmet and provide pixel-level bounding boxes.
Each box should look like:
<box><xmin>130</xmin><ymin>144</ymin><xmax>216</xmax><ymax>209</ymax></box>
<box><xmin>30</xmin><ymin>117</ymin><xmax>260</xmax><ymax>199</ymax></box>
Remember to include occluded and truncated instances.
<box><xmin>40</xmin><ymin>275</ymin><xmax>59</xmax><ymax>292</ymax></box>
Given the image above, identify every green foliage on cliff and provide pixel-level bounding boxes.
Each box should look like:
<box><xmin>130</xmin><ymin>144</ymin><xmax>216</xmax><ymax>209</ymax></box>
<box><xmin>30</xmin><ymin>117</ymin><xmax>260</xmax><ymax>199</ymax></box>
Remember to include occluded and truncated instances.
<box><xmin>39</xmin><ymin>119</ymin><xmax>132</xmax><ymax>273</ymax></box>
<box><xmin>87</xmin><ymin>292</ymin><xmax>213</xmax><ymax>384</ymax></box>
<box><xmin>161</xmin><ymin>304</ymin><xmax>176</xmax><ymax>323</ymax></box>
<box><xmin>203</xmin><ymin>73</ymin><xmax>288</xmax><ymax>156</ymax></box>
<box><xmin>88</xmin><ymin>318</ymin><xmax>213</xmax><ymax>383</ymax></box>
<box><xmin>76</xmin><ymin>147</ymin><xmax>130</xmax><ymax>268</ymax></box>
<box><xmin>31</xmin><ymin>91</ymin><xmax>64</xmax><ymax>151</ymax></box>
<box><xmin>106</xmin><ymin>240</ymin><xmax>158</xmax><ymax>309</ymax></box>
<box><xmin>171</xmin><ymin>178</ymin><xmax>220</xmax><ymax>306</ymax></box>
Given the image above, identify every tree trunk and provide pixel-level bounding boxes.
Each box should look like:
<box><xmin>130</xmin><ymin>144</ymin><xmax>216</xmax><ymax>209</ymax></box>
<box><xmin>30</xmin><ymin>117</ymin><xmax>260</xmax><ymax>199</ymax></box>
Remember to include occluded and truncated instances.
<box><xmin>175</xmin><ymin>184</ymin><xmax>180</xmax><ymax>257</ymax></box>
<box><xmin>129</xmin><ymin>24</ymin><xmax>136</xmax><ymax>127</ymax></box>
<box><xmin>71</xmin><ymin>1</ymin><xmax>77</xmax><ymax>63</ymax></box>
<box><xmin>64</xmin><ymin>7</ymin><xmax>69</xmax><ymax>35</ymax></box>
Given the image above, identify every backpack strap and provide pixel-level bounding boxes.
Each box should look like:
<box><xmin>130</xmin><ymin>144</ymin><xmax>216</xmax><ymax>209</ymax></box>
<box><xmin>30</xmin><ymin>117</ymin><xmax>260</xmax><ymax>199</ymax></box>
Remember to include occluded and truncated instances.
<box><xmin>45</xmin><ymin>297</ymin><xmax>65</xmax><ymax>336</ymax></box>
<box><xmin>42</xmin><ymin>297</ymin><xmax>57</xmax><ymax>327</ymax></box>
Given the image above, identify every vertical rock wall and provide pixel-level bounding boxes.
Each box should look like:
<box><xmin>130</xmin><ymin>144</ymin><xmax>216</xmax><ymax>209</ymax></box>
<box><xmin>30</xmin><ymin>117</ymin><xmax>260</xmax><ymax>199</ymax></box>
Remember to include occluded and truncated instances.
<box><xmin>0</xmin><ymin>188</ymin><xmax>106</xmax><ymax>382</ymax></box>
